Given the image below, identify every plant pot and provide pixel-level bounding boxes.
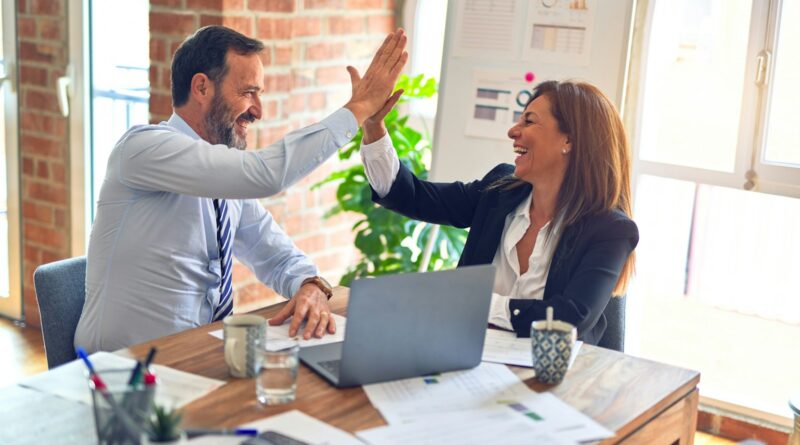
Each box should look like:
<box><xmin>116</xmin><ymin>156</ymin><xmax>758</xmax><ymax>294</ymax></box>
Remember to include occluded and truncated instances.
<box><xmin>141</xmin><ymin>431</ymin><xmax>187</xmax><ymax>445</ymax></box>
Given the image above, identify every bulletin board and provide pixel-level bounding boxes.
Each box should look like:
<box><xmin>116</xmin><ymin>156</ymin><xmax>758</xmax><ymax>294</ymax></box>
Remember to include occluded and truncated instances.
<box><xmin>430</xmin><ymin>0</ymin><xmax>635</xmax><ymax>182</ymax></box>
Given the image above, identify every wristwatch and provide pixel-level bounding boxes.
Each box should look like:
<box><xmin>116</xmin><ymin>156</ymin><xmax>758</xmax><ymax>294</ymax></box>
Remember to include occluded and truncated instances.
<box><xmin>301</xmin><ymin>276</ymin><xmax>333</xmax><ymax>300</ymax></box>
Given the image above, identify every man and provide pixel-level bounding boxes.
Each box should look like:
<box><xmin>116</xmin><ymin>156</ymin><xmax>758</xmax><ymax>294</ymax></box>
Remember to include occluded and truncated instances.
<box><xmin>75</xmin><ymin>26</ymin><xmax>407</xmax><ymax>352</ymax></box>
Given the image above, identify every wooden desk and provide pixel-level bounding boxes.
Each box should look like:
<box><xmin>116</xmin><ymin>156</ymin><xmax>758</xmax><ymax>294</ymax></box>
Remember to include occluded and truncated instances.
<box><xmin>122</xmin><ymin>288</ymin><xmax>700</xmax><ymax>444</ymax></box>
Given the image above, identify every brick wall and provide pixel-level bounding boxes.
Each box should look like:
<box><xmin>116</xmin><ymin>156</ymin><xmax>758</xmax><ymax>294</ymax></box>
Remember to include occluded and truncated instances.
<box><xmin>149</xmin><ymin>0</ymin><xmax>396</xmax><ymax>310</ymax></box>
<box><xmin>18</xmin><ymin>0</ymin><xmax>71</xmax><ymax>328</ymax></box>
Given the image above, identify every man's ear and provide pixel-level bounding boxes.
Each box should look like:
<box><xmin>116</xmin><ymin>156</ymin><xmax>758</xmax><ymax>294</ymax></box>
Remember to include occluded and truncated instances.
<box><xmin>190</xmin><ymin>73</ymin><xmax>214</xmax><ymax>105</ymax></box>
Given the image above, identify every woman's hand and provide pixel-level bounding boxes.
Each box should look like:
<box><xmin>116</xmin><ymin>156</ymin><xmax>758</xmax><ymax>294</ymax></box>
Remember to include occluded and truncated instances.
<box><xmin>362</xmin><ymin>89</ymin><xmax>403</xmax><ymax>144</ymax></box>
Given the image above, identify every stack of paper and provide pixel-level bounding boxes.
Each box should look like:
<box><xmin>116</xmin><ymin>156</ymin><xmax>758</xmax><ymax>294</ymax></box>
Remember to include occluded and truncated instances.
<box><xmin>359</xmin><ymin>362</ymin><xmax>612</xmax><ymax>444</ymax></box>
<box><xmin>482</xmin><ymin>328</ymin><xmax>582</xmax><ymax>369</ymax></box>
<box><xmin>19</xmin><ymin>351</ymin><xmax>225</xmax><ymax>408</ymax></box>
<box><xmin>209</xmin><ymin>314</ymin><xmax>347</xmax><ymax>351</ymax></box>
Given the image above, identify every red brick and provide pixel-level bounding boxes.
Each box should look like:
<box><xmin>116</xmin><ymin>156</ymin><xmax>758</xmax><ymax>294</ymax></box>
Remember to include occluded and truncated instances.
<box><xmin>264</xmin><ymin>73</ymin><xmax>292</xmax><ymax>93</ymax></box>
<box><xmin>18</xmin><ymin>17</ymin><xmax>36</xmax><ymax>38</ymax></box>
<box><xmin>20</xmin><ymin>65</ymin><xmax>48</xmax><ymax>87</ymax></box>
<box><xmin>150</xmin><ymin>12</ymin><xmax>197</xmax><ymax>36</ymax></box>
<box><xmin>30</xmin><ymin>0</ymin><xmax>61</xmax><ymax>15</ymax></box>
<box><xmin>38</xmin><ymin>17</ymin><xmax>63</xmax><ymax>40</ymax></box>
<box><xmin>275</xmin><ymin>45</ymin><xmax>292</xmax><ymax>66</ymax></box>
<box><xmin>22</xmin><ymin>135</ymin><xmax>62</xmax><ymax>157</ymax></box>
<box><xmin>286</xmin><ymin>189</ymin><xmax>305</xmax><ymax>212</ymax></box>
<box><xmin>26</xmin><ymin>182</ymin><xmax>67</xmax><ymax>205</ymax></box>
<box><xmin>200</xmin><ymin>14</ymin><xmax>223</xmax><ymax>27</ymax></box>
<box><xmin>292</xmin><ymin>17</ymin><xmax>321</xmax><ymax>37</ymax></box>
<box><xmin>264</xmin><ymin>99</ymin><xmax>279</xmax><ymax>119</ymax></box>
<box><xmin>19</xmin><ymin>41</ymin><xmax>59</xmax><ymax>64</ymax></box>
<box><xmin>260</xmin><ymin>124</ymin><xmax>290</xmax><ymax>146</ymax></box>
<box><xmin>23</xmin><ymin>202</ymin><xmax>54</xmax><ymax>225</ymax></box>
<box><xmin>24</xmin><ymin>223</ymin><xmax>67</xmax><ymax>249</ymax></box>
<box><xmin>308</xmin><ymin>91</ymin><xmax>326</xmax><ymax>110</ymax></box>
<box><xmin>221</xmin><ymin>15</ymin><xmax>254</xmax><ymax>35</ymax></box>
<box><xmin>54</xmin><ymin>209</ymin><xmax>66</xmax><ymax>227</ymax></box>
<box><xmin>36</xmin><ymin>160</ymin><xmax>49</xmax><ymax>179</ymax></box>
<box><xmin>288</xmin><ymin>93</ymin><xmax>307</xmax><ymax>114</ymax></box>
<box><xmin>150</xmin><ymin>93</ymin><xmax>174</xmax><ymax>117</ymax></box>
<box><xmin>304</xmin><ymin>0</ymin><xmax>343</xmax><ymax>8</ymax></box>
<box><xmin>232</xmin><ymin>262</ymin><xmax>251</xmax><ymax>282</ymax></box>
<box><xmin>257</xmin><ymin>50</ymin><xmax>272</xmax><ymax>66</ymax></box>
<box><xmin>186</xmin><ymin>0</ymin><xmax>222</xmax><ymax>9</ymax></box>
<box><xmin>24</xmin><ymin>89</ymin><xmax>62</xmax><ymax>113</ymax></box>
<box><xmin>51</xmin><ymin>162</ymin><xmax>66</xmax><ymax>183</ymax></box>
<box><xmin>306</xmin><ymin>42</ymin><xmax>345</xmax><ymax>61</ymax></box>
<box><xmin>326</xmin><ymin>227</ymin><xmax>356</xmax><ymax>248</ymax></box>
<box><xmin>295</xmin><ymin>233</ymin><xmax>326</xmax><ymax>252</ymax></box>
<box><xmin>249</xmin><ymin>0</ymin><xmax>295</xmax><ymax>13</ymax></box>
<box><xmin>345</xmin><ymin>0</ymin><xmax>382</xmax><ymax>8</ymax></box>
<box><xmin>25</xmin><ymin>245</ymin><xmax>42</xmax><ymax>264</ymax></box>
<box><xmin>315</xmin><ymin>65</ymin><xmax>349</xmax><ymax>85</ymax></box>
<box><xmin>368</xmin><ymin>14</ymin><xmax>393</xmax><ymax>33</ymax></box>
<box><xmin>313</xmin><ymin>252</ymin><xmax>345</xmax><ymax>271</ymax></box>
<box><xmin>21</xmin><ymin>112</ymin><xmax>54</xmax><ymax>133</ymax></box>
<box><xmin>328</xmin><ymin>16</ymin><xmax>364</xmax><ymax>35</ymax></box>
<box><xmin>40</xmin><ymin>249</ymin><xmax>66</xmax><ymax>266</ymax></box>
<box><xmin>22</xmin><ymin>156</ymin><xmax>34</xmax><ymax>175</ymax></box>
<box><xmin>255</xmin><ymin>17</ymin><xmax>292</xmax><ymax>40</ymax></box>
<box><xmin>150</xmin><ymin>38</ymin><xmax>167</xmax><ymax>63</ymax></box>
<box><xmin>291</xmin><ymin>68</ymin><xmax>314</xmax><ymax>88</ymax></box>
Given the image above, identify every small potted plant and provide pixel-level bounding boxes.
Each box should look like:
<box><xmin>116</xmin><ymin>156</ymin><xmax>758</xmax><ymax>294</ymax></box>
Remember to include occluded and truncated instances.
<box><xmin>142</xmin><ymin>404</ymin><xmax>186</xmax><ymax>444</ymax></box>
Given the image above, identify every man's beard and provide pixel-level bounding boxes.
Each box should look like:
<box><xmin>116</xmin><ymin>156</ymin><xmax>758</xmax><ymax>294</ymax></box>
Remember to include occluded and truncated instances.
<box><xmin>204</xmin><ymin>91</ymin><xmax>256</xmax><ymax>150</ymax></box>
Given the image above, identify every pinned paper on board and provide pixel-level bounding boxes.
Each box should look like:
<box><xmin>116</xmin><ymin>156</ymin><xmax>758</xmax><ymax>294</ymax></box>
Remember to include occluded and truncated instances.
<box><xmin>466</xmin><ymin>70</ymin><xmax>537</xmax><ymax>141</ymax></box>
<box><xmin>452</xmin><ymin>0</ymin><xmax>519</xmax><ymax>59</ymax></box>
<box><xmin>523</xmin><ymin>0</ymin><xmax>598</xmax><ymax>66</ymax></box>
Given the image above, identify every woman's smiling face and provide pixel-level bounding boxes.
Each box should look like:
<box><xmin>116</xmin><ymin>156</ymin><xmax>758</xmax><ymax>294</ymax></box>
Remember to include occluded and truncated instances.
<box><xmin>507</xmin><ymin>94</ymin><xmax>571</xmax><ymax>185</ymax></box>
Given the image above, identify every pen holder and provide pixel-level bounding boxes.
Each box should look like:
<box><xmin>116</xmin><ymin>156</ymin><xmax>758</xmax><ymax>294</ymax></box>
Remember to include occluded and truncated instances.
<box><xmin>89</xmin><ymin>368</ymin><xmax>154</xmax><ymax>445</ymax></box>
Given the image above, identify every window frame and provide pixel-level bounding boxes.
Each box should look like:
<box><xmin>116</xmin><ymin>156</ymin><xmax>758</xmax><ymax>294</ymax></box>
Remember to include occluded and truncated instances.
<box><xmin>0</xmin><ymin>0</ymin><xmax>21</xmax><ymax>319</ymax></box>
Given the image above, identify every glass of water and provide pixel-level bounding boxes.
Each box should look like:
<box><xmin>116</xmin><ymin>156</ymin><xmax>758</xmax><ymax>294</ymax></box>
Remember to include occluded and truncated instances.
<box><xmin>256</xmin><ymin>339</ymin><xmax>299</xmax><ymax>405</ymax></box>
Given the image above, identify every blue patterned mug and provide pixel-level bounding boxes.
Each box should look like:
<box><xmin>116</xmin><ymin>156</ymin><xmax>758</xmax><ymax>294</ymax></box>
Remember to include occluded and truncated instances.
<box><xmin>531</xmin><ymin>320</ymin><xmax>577</xmax><ymax>384</ymax></box>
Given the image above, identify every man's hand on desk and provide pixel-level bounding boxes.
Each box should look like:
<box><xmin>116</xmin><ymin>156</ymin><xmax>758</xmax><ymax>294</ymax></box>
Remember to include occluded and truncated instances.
<box><xmin>268</xmin><ymin>284</ymin><xmax>337</xmax><ymax>339</ymax></box>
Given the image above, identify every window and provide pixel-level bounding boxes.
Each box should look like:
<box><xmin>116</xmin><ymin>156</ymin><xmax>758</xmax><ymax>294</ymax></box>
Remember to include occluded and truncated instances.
<box><xmin>0</xmin><ymin>1</ymin><xmax>20</xmax><ymax>319</ymax></box>
<box><xmin>626</xmin><ymin>0</ymin><xmax>800</xmax><ymax>423</ymax></box>
<box><xmin>404</xmin><ymin>0</ymin><xmax>448</xmax><ymax>120</ymax></box>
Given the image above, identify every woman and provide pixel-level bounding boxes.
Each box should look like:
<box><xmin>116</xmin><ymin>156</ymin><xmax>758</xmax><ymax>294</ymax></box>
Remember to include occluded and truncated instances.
<box><xmin>359</xmin><ymin>80</ymin><xmax>638</xmax><ymax>345</ymax></box>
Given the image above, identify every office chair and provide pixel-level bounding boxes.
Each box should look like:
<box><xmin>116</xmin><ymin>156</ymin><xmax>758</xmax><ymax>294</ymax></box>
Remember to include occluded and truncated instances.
<box><xmin>33</xmin><ymin>256</ymin><xmax>87</xmax><ymax>369</ymax></box>
<box><xmin>597</xmin><ymin>295</ymin><xmax>626</xmax><ymax>352</ymax></box>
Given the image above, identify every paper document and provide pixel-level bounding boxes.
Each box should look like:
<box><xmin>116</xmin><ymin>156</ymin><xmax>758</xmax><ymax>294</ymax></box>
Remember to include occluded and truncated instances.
<box><xmin>210</xmin><ymin>313</ymin><xmax>346</xmax><ymax>351</ymax></box>
<box><xmin>357</xmin><ymin>406</ymin><xmax>578</xmax><ymax>445</ymax></box>
<box><xmin>19</xmin><ymin>351</ymin><xmax>224</xmax><ymax>408</ymax></box>
<box><xmin>363</xmin><ymin>362</ymin><xmax>612</xmax><ymax>443</ymax></box>
<box><xmin>0</xmin><ymin>385</ymin><xmax>96</xmax><ymax>445</ymax></box>
<box><xmin>188</xmin><ymin>410</ymin><xmax>361</xmax><ymax>445</ymax></box>
<box><xmin>482</xmin><ymin>328</ymin><xmax>582</xmax><ymax>369</ymax></box>
<box><xmin>363</xmin><ymin>362</ymin><xmax>531</xmax><ymax>424</ymax></box>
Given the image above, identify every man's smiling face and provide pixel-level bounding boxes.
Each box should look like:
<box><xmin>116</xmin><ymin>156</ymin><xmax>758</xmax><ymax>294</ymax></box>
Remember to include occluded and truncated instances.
<box><xmin>203</xmin><ymin>51</ymin><xmax>264</xmax><ymax>150</ymax></box>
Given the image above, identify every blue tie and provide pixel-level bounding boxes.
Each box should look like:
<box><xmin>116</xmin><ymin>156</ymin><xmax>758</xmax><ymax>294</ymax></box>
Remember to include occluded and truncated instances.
<box><xmin>213</xmin><ymin>198</ymin><xmax>233</xmax><ymax>321</ymax></box>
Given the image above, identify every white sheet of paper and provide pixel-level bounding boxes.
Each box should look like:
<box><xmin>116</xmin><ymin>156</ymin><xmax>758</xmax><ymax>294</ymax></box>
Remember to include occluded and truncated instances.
<box><xmin>452</xmin><ymin>0</ymin><xmax>520</xmax><ymax>59</ymax></box>
<box><xmin>362</xmin><ymin>362</ymin><xmax>531</xmax><ymax>424</ymax></box>
<box><xmin>187</xmin><ymin>410</ymin><xmax>361</xmax><ymax>445</ymax></box>
<box><xmin>209</xmin><ymin>314</ymin><xmax>346</xmax><ymax>351</ymax></box>
<box><xmin>19</xmin><ymin>351</ymin><xmax>225</xmax><ymax>408</ymax></box>
<box><xmin>522</xmin><ymin>0</ymin><xmax>598</xmax><ymax>66</ymax></box>
<box><xmin>481</xmin><ymin>329</ymin><xmax>582</xmax><ymax>370</ymax></box>
<box><xmin>466</xmin><ymin>69</ymin><xmax>534</xmax><ymax>141</ymax></box>
<box><xmin>357</xmin><ymin>406</ymin><xmax>578</xmax><ymax>445</ymax></box>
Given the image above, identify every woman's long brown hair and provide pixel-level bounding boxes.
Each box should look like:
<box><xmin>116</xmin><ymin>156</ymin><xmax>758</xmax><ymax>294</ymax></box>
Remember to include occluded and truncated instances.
<box><xmin>511</xmin><ymin>80</ymin><xmax>636</xmax><ymax>295</ymax></box>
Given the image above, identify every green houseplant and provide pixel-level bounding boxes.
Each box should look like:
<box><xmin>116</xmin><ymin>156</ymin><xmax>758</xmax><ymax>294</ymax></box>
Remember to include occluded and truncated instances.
<box><xmin>144</xmin><ymin>404</ymin><xmax>184</xmax><ymax>444</ymax></box>
<box><xmin>315</xmin><ymin>74</ymin><xmax>468</xmax><ymax>285</ymax></box>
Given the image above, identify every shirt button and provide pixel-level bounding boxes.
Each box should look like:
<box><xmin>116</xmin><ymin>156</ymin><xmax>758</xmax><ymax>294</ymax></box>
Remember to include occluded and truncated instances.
<box><xmin>513</xmin><ymin>309</ymin><xmax>520</xmax><ymax>316</ymax></box>
<box><xmin>346</xmin><ymin>131</ymin><xmax>353</xmax><ymax>138</ymax></box>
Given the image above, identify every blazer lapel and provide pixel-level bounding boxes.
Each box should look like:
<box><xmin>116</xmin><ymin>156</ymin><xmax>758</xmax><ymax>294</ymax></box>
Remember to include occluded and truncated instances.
<box><xmin>461</xmin><ymin>184</ymin><xmax>531</xmax><ymax>266</ymax></box>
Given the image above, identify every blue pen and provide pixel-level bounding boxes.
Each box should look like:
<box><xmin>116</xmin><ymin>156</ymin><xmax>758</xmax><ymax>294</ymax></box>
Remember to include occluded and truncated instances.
<box><xmin>185</xmin><ymin>428</ymin><xmax>258</xmax><ymax>438</ymax></box>
<box><xmin>76</xmin><ymin>347</ymin><xmax>96</xmax><ymax>375</ymax></box>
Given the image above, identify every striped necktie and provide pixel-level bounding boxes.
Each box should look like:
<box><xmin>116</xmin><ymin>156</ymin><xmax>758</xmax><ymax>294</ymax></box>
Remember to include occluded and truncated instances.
<box><xmin>212</xmin><ymin>198</ymin><xmax>233</xmax><ymax>321</ymax></box>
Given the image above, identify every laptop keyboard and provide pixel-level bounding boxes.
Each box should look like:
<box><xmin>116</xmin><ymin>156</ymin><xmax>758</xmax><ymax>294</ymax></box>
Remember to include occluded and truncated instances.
<box><xmin>318</xmin><ymin>359</ymin><xmax>341</xmax><ymax>377</ymax></box>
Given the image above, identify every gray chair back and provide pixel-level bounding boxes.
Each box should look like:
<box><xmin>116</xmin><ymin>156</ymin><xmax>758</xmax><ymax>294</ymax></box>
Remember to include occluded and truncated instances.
<box><xmin>597</xmin><ymin>295</ymin><xmax>626</xmax><ymax>352</ymax></box>
<box><xmin>33</xmin><ymin>256</ymin><xmax>87</xmax><ymax>369</ymax></box>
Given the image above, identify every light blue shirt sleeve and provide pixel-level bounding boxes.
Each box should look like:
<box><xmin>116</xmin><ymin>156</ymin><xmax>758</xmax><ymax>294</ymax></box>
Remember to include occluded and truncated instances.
<box><xmin>119</xmin><ymin>108</ymin><xmax>357</xmax><ymax>199</ymax></box>
<box><xmin>233</xmin><ymin>199</ymin><xmax>317</xmax><ymax>298</ymax></box>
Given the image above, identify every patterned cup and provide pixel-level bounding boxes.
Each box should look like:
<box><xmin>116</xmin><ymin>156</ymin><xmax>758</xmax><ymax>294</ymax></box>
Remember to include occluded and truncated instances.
<box><xmin>223</xmin><ymin>315</ymin><xmax>266</xmax><ymax>378</ymax></box>
<box><xmin>531</xmin><ymin>320</ymin><xmax>577</xmax><ymax>384</ymax></box>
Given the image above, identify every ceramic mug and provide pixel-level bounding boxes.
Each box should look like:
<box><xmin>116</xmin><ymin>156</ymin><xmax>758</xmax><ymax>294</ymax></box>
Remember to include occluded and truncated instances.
<box><xmin>530</xmin><ymin>319</ymin><xmax>577</xmax><ymax>384</ymax></box>
<box><xmin>223</xmin><ymin>315</ymin><xmax>266</xmax><ymax>378</ymax></box>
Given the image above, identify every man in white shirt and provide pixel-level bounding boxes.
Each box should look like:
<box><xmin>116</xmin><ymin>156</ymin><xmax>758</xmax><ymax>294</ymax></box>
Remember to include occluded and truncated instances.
<box><xmin>75</xmin><ymin>25</ymin><xmax>407</xmax><ymax>352</ymax></box>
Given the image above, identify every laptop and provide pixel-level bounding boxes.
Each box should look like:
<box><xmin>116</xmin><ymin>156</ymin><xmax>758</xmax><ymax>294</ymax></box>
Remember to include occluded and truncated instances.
<box><xmin>300</xmin><ymin>264</ymin><xmax>496</xmax><ymax>387</ymax></box>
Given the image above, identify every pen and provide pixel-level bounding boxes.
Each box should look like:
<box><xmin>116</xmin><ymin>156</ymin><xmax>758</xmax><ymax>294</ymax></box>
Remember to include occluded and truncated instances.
<box><xmin>144</xmin><ymin>347</ymin><xmax>158</xmax><ymax>368</ymax></box>
<box><xmin>127</xmin><ymin>361</ymin><xmax>143</xmax><ymax>386</ymax></box>
<box><xmin>185</xmin><ymin>428</ymin><xmax>258</xmax><ymax>439</ymax></box>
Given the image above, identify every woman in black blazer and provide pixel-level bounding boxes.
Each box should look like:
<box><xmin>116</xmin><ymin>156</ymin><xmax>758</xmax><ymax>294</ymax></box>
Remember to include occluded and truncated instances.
<box><xmin>359</xmin><ymin>80</ymin><xmax>638</xmax><ymax>345</ymax></box>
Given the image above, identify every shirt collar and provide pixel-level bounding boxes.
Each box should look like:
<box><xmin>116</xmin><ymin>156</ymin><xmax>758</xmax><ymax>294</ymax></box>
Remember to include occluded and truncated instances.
<box><xmin>513</xmin><ymin>191</ymin><xmax>533</xmax><ymax>220</ymax></box>
<box><xmin>167</xmin><ymin>113</ymin><xmax>202</xmax><ymax>140</ymax></box>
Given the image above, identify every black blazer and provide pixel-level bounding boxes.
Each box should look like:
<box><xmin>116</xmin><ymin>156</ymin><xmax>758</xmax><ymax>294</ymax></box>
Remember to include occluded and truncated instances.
<box><xmin>373</xmin><ymin>163</ymin><xmax>639</xmax><ymax>345</ymax></box>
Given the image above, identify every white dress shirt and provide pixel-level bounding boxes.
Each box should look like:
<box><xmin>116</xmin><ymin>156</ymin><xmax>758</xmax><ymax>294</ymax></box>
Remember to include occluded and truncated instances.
<box><xmin>75</xmin><ymin>109</ymin><xmax>357</xmax><ymax>352</ymax></box>
<box><xmin>361</xmin><ymin>134</ymin><xmax>560</xmax><ymax>330</ymax></box>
